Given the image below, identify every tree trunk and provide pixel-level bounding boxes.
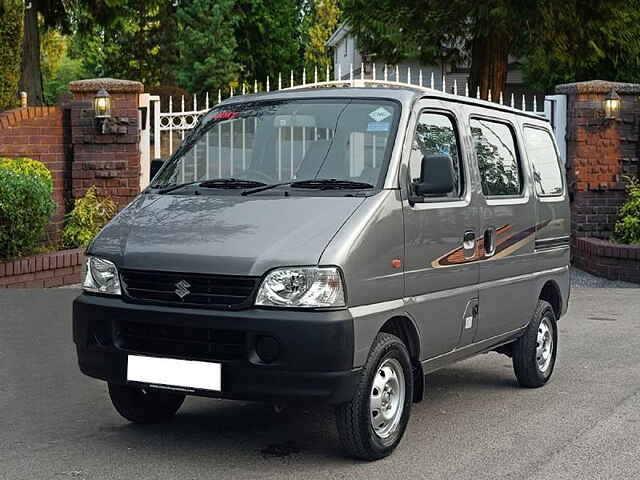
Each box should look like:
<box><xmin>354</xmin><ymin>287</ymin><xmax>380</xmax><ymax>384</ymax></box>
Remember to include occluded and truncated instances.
<box><xmin>468</xmin><ymin>31</ymin><xmax>509</xmax><ymax>102</ymax></box>
<box><xmin>19</xmin><ymin>1</ymin><xmax>44</xmax><ymax>106</ymax></box>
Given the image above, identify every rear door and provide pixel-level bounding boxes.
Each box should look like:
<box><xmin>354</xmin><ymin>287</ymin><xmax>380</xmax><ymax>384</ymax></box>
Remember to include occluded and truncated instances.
<box><xmin>401</xmin><ymin>99</ymin><xmax>480</xmax><ymax>359</ymax></box>
<box><xmin>469</xmin><ymin>111</ymin><xmax>539</xmax><ymax>341</ymax></box>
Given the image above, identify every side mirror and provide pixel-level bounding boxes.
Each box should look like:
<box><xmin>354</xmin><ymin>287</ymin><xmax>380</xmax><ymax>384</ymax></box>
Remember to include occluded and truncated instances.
<box><xmin>413</xmin><ymin>154</ymin><xmax>455</xmax><ymax>197</ymax></box>
<box><xmin>150</xmin><ymin>158</ymin><xmax>165</xmax><ymax>180</ymax></box>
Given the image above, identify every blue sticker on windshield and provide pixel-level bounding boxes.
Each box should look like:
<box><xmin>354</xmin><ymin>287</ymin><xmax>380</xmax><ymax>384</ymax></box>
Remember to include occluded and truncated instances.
<box><xmin>368</xmin><ymin>121</ymin><xmax>390</xmax><ymax>132</ymax></box>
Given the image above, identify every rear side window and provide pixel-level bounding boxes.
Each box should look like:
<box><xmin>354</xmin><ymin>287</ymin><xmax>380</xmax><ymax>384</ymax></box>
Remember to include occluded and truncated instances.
<box><xmin>524</xmin><ymin>127</ymin><xmax>563</xmax><ymax>196</ymax></box>
<box><xmin>409</xmin><ymin>112</ymin><xmax>463</xmax><ymax>199</ymax></box>
<box><xmin>470</xmin><ymin>118</ymin><xmax>522</xmax><ymax>196</ymax></box>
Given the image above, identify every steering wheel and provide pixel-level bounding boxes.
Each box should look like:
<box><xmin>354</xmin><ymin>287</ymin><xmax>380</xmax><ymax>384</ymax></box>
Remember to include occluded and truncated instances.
<box><xmin>237</xmin><ymin>169</ymin><xmax>277</xmax><ymax>184</ymax></box>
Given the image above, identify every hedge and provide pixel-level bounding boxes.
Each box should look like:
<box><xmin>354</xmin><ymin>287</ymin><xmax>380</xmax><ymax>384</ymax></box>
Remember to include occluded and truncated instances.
<box><xmin>0</xmin><ymin>0</ymin><xmax>23</xmax><ymax>112</ymax></box>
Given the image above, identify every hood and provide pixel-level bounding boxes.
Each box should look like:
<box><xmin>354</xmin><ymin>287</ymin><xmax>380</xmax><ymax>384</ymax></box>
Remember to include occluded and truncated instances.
<box><xmin>89</xmin><ymin>193</ymin><xmax>366</xmax><ymax>276</ymax></box>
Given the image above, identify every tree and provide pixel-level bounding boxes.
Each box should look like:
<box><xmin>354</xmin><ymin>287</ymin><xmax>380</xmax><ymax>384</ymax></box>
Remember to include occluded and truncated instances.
<box><xmin>0</xmin><ymin>0</ymin><xmax>23</xmax><ymax>111</ymax></box>
<box><xmin>342</xmin><ymin>0</ymin><xmax>536</xmax><ymax>99</ymax></box>
<box><xmin>523</xmin><ymin>0</ymin><xmax>640</xmax><ymax>91</ymax></box>
<box><xmin>304</xmin><ymin>0</ymin><xmax>341</xmax><ymax>76</ymax></box>
<box><xmin>234</xmin><ymin>0</ymin><xmax>305</xmax><ymax>83</ymax></box>
<box><xmin>175</xmin><ymin>0</ymin><xmax>239</xmax><ymax>95</ymax></box>
<box><xmin>19</xmin><ymin>0</ymin><xmax>69</xmax><ymax>106</ymax></box>
<box><xmin>71</xmin><ymin>0</ymin><xmax>179</xmax><ymax>88</ymax></box>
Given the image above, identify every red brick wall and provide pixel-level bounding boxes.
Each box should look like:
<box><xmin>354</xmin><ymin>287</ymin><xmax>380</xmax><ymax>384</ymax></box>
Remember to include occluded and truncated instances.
<box><xmin>0</xmin><ymin>248</ymin><xmax>85</xmax><ymax>288</ymax></box>
<box><xmin>557</xmin><ymin>81</ymin><xmax>640</xmax><ymax>241</ymax></box>
<box><xmin>573</xmin><ymin>237</ymin><xmax>640</xmax><ymax>284</ymax></box>
<box><xmin>70</xmin><ymin>83</ymin><xmax>142</xmax><ymax>209</ymax></box>
<box><xmin>0</xmin><ymin>106</ymin><xmax>71</xmax><ymax>235</ymax></box>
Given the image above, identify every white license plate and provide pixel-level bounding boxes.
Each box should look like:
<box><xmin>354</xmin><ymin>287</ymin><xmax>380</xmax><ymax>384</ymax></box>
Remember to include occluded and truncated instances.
<box><xmin>127</xmin><ymin>355</ymin><xmax>221</xmax><ymax>391</ymax></box>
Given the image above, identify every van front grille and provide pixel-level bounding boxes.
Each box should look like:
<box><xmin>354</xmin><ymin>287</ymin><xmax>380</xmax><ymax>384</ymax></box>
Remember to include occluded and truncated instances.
<box><xmin>114</xmin><ymin>320</ymin><xmax>246</xmax><ymax>361</ymax></box>
<box><xmin>120</xmin><ymin>269</ymin><xmax>258</xmax><ymax>309</ymax></box>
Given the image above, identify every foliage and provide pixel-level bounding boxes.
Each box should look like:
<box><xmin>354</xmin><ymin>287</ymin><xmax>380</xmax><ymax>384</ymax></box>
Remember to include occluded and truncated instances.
<box><xmin>175</xmin><ymin>0</ymin><xmax>239</xmax><ymax>95</ymax></box>
<box><xmin>342</xmin><ymin>0</ymin><xmax>538</xmax><ymax>97</ymax></box>
<box><xmin>614</xmin><ymin>177</ymin><xmax>640</xmax><ymax>245</ymax></box>
<box><xmin>342</xmin><ymin>0</ymin><xmax>640</xmax><ymax>96</ymax></box>
<box><xmin>18</xmin><ymin>0</ymin><xmax>71</xmax><ymax>105</ymax></box>
<box><xmin>70</xmin><ymin>0</ymin><xmax>179</xmax><ymax>88</ymax></box>
<box><xmin>0</xmin><ymin>158</ymin><xmax>55</xmax><ymax>259</ymax></box>
<box><xmin>0</xmin><ymin>0</ymin><xmax>23</xmax><ymax>111</ymax></box>
<box><xmin>304</xmin><ymin>0</ymin><xmax>341</xmax><ymax>75</ymax></box>
<box><xmin>44</xmin><ymin>53</ymin><xmax>87</xmax><ymax>104</ymax></box>
<box><xmin>62</xmin><ymin>186</ymin><xmax>117</xmax><ymax>248</ymax></box>
<box><xmin>233</xmin><ymin>0</ymin><xmax>306</xmax><ymax>84</ymax></box>
<box><xmin>0</xmin><ymin>157</ymin><xmax>53</xmax><ymax>190</ymax></box>
<box><xmin>522</xmin><ymin>0</ymin><xmax>640</xmax><ymax>91</ymax></box>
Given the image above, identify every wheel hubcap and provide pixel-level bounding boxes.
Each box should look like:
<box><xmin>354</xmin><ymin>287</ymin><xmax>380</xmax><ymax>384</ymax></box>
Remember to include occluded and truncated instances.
<box><xmin>370</xmin><ymin>358</ymin><xmax>405</xmax><ymax>439</ymax></box>
<box><xmin>536</xmin><ymin>317</ymin><xmax>554</xmax><ymax>373</ymax></box>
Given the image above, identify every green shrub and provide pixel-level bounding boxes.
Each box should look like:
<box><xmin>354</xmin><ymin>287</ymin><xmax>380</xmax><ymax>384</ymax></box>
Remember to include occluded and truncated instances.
<box><xmin>0</xmin><ymin>0</ymin><xmax>22</xmax><ymax>111</ymax></box>
<box><xmin>0</xmin><ymin>160</ymin><xmax>55</xmax><ymax>259</ymax></box>
<box><xmin>62</xmin><ymin>186</ymin><xmax>117</xmax><ymax>248</ymax></box>
<box><xmin>0</xmin><ymin>157</ymin><xmax>53</xmax><ymax>190</ymax></box>
<box><xmin>614</xmin><ymin>177</ymin><xmax>640</xmax><ymax>245</ymax></box>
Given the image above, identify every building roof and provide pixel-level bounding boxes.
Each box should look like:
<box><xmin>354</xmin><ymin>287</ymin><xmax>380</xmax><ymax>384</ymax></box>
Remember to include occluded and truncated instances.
<box><xmin>325</xmin><ymin>22</ymin><xmax>351</xmax><ymax>47</ymax></box>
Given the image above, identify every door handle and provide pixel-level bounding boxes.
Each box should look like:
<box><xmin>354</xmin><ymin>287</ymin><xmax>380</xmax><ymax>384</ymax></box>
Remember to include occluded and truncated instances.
<box><xmin>463</xmin><ymin>230</ymin><xmax>476</xmax><ymax>258</ymax></box>
<box><xmin>484</xmin><ymin>227</ymin><xmax>496</xmax><ymax>257</ymax></box>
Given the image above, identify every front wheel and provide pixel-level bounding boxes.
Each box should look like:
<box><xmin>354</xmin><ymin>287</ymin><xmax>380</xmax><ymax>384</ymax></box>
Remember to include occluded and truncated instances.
<box><xmin>335</xmin><ymin>333</ymin><xmax>413</xmax><ymax>460</ymax></box>
<box><xmin>108</xmin><ymin>383</ymin><xmax>185</xmax><ymax>424</ymax></box>
<box><xmin>512</xmin><ymin>300</ymin><xmax>558</xmax><ymax>388</ymax></box>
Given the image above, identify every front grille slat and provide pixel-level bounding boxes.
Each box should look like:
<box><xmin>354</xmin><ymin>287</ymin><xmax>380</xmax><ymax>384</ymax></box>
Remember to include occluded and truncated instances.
<box><xmin>120</xmin><ymin>269</ymin><xmax>258</xmax><ymax>309</ymax></box>
<box><xmin>115</xmin><ymin>320</ymin><xmax>246</xmax><ymax>361</ymax></box>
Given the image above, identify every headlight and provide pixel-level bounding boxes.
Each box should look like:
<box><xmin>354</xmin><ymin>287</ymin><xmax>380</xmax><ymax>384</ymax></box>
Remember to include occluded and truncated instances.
<box><xmin>82</xmin><ymin>256</ymin><xmax>121</xmax><ymax>295</ymax></box>
<box><xmin>255</xmin><ymin>267</ymin><xmax>345</xmax><ymax>308</ymax></box>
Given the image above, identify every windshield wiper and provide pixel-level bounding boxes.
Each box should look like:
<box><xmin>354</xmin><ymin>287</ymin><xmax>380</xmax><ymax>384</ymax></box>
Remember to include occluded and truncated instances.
<box><xmin>290</xmin><ymin>179</ymin><xmax>374</xmax><ymax>190</ymax></box>
<box><xmin>154</xmin><ymin>178</ymin><xmax>266</xmax><ymax>194</ymax></box>
<box><xmin>241</xmin><ymin>181</ymin><xmax>291</xmax><ymax>196</ymax></box>
<box><xmin>199</xmin><ymin>178</ymin><xmax>266</xmax><ymax>189</ymax></box>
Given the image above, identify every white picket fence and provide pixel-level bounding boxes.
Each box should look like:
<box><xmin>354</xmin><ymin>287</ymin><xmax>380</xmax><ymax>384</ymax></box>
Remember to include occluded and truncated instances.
<box><xmin>139</xmin><ymin>66</ymin><xmax>566</xmax><ymax>187</ymax></box>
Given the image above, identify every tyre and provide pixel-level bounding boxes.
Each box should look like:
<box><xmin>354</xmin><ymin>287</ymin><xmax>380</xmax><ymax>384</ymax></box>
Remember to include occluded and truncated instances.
<box><xmin>336</xmin><ymin>333</ymin><xmax>413</xmax><ymax>460</ymax></box>
<box><xmin>108</xmin><ymin>383</ymin><xmax>185</xmax><ymax>424</ymax></box>
<box><xmin>512</xmin><ymin>299</ymin><xmax>558</xmax><ymax>388</ymax></box>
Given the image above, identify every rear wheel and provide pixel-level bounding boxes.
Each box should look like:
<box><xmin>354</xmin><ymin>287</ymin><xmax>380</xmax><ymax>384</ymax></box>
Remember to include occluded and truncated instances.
<box><xmin>108</xmin><ymin>383</ymin><xmax>185</xmax><ymax>424</ymax></box>
<box><xmin>335</xmin><ymin>333</ymin><xmax>413</xmax><ymax>460</ymax></box>
<box><xmin>512</xmin><ymin>300</ymin><xmax>558</xmax><ymax>388</ymax></box>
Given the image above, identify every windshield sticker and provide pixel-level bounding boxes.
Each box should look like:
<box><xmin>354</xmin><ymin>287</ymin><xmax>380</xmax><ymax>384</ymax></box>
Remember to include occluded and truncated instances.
<box><xmin>368</xmin><ymin>121</ymin><xmax>390</xmax><ymax>132</ymax></box>
<box><xmin>213</xmin><ymin>111</ymin><xmax>238</xmax><ymax>121</ymax></box>
<box><xmin>369</xmin><ymin>107</ymin><xmax>392</xmax><ymax>122</ymax></box>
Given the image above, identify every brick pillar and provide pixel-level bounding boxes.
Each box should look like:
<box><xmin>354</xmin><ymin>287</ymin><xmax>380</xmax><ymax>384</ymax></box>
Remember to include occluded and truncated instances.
<box><xmin>555</xmin><ymin>80</ymin><xmax>640</xmax><ymax>240</ymax></box>
<box><xmin>69</xmin><ymin>78</ymin><xmax>143</xmax><ymax>209</ymax></box>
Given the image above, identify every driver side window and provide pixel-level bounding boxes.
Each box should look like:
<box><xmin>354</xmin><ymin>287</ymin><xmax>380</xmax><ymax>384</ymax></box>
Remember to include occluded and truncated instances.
<box><xmin>408</xmin><ymin>112</ymin><xmax>463</xmax><ymax>199</ymax></box>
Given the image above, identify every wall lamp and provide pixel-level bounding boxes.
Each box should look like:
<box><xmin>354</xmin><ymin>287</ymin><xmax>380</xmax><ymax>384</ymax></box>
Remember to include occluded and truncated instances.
<box><xmin>93</xmin><ymin>88</ymin><xmax>132</xmax><ymax>135</ymax></box>
<box><xmin>603</xmin><ymin>89</ymin><xmax>621</xmax><ymax>120</ymax></box>
<box><xmin>94</xmin><ymin>88</ymin><xmax>112</xmax><ymax>133</ymax></box>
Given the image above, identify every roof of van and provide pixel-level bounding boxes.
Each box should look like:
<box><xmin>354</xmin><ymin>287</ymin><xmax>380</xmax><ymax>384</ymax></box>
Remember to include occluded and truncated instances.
<box><xmin>217</xmin><ymin>82</ymin><xmax>550</xmax><ymax>122</ymax></box>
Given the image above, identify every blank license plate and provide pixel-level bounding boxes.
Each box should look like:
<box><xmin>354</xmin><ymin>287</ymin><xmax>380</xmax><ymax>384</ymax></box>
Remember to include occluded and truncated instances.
<box><xmin>127</xmin><ymin>355</ymin><xmax>221</xmax><ymax>391</ymax></box>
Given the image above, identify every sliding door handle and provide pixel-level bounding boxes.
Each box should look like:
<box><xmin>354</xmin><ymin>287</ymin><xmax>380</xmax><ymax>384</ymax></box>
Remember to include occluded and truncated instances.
<box><xmin>463</xmin><ymin>230</ymin><xmax>476</xmax><ymax>258</ymax></box>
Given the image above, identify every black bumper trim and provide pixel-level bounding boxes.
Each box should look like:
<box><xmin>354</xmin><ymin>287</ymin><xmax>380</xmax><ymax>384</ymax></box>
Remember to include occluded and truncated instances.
<box><xmin>73</xmin><ymin>293</ymin><xmax>358</xmax><ymax>404</ymax></box>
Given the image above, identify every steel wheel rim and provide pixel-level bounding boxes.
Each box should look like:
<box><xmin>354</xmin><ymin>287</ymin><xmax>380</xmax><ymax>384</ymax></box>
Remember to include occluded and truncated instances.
<box><xmin>536</xmin><ymin>317</ymin><xmax>554</xmax><ymax>373</ymax></box>
<box><xmin>370</xmin><ymin>357</ymin><xmax>405</xmax><ymax>439</ymax></box>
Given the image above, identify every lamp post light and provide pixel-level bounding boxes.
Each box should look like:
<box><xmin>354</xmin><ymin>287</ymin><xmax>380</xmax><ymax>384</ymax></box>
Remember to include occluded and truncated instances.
<box><xmin>603</xmin><ymin>89</ymin><xmax>621</xmax><ymax>120</ymax></box>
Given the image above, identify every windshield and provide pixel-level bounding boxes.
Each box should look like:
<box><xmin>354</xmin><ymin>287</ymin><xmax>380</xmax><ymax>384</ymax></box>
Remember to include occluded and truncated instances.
<box><xmin>152</xmin><ymin>98</ymin><xmax>400</xmax><ymax>192</ymax></box>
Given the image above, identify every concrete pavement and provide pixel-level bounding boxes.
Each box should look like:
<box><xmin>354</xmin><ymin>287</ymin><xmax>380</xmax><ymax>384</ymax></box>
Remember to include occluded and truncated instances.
<box><xmin>1</xmin><ymin>288</ymin><xmax>639</xmax><ymax>479</ymax></box>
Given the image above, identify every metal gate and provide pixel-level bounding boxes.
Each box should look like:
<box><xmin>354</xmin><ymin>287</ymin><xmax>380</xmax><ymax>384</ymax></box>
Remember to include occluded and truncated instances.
<box><xmin>139</xmin><ymin>68</ymin><xmax>567</xmax><ymax>188</ymax></box>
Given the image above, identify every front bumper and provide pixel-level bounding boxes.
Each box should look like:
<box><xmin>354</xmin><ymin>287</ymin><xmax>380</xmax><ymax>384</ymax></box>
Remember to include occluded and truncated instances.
<box><xmin>73</xmin><ymin>293</ymin><xmax>359</xmax><ymax>404</ymax></box>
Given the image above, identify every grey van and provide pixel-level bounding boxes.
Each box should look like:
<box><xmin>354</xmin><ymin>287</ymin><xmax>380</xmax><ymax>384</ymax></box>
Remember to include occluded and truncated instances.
<box><xmin>73</xmin><ymin>83</ymin><xmax>570</xmax><ymax>460</ymax></box>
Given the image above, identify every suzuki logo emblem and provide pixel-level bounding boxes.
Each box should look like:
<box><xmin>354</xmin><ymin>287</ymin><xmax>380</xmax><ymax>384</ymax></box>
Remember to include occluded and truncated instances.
<box><xmin>175</xmin><ymin>280</ymin><xmax>191</xmax><ymax>298</ymax></box>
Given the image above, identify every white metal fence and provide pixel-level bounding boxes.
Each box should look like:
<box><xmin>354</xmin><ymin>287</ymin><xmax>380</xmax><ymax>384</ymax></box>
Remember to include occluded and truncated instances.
<box><xmin>139</xmin><ymin>66</ymin><xmax>566</xmax><ymax>187</ymax></box>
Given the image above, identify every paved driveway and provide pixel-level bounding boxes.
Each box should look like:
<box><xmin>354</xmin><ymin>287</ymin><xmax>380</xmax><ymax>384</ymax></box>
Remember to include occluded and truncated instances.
<box><xmin>1</xmin><ymin>288</ymin><xmax>639</xmax><ymax>480</ymax></box>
